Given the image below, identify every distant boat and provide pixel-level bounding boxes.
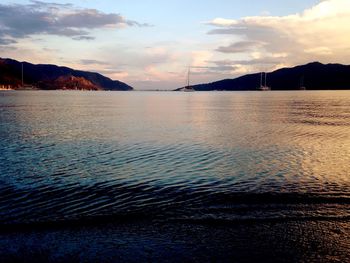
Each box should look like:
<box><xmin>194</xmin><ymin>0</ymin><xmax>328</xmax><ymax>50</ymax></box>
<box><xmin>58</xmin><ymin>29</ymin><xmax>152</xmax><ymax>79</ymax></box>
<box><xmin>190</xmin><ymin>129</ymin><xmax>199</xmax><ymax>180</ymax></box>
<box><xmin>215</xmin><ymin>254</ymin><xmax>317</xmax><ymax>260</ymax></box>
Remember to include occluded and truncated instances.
<box><xmin>181</xmin><ymin>67</ymin><xmax>195</xmax><ymax>92</ymax></box>
<box><xmin>18</xmin><ymin>63</ymin><xmax>36</xmax><ymax>90</ymax></box>
<box><xmin>258</xmin><ymin>72</ymin><xmax>271</xmax><ymax>91</ymax></box>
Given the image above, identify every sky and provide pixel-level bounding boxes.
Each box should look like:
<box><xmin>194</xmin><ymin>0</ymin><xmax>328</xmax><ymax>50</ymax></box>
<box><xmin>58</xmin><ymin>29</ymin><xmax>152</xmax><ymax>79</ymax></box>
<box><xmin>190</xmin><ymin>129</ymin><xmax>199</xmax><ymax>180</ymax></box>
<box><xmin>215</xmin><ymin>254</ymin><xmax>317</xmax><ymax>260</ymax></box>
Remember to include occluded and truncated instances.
<box><xmin>0</xmin><ymin>0</ymin><xmax>349</xmax><ymax>90</ymax></box>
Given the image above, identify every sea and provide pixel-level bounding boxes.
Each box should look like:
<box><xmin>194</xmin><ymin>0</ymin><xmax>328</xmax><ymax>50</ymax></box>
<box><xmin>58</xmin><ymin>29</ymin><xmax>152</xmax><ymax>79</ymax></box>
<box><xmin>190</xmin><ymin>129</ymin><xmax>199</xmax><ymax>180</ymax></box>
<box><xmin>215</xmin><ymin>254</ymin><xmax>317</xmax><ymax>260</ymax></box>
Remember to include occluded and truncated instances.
<box><xmin>0</xmin><ymin>90</ymin><xmax>349</xmax><ymax>262</ymax></box>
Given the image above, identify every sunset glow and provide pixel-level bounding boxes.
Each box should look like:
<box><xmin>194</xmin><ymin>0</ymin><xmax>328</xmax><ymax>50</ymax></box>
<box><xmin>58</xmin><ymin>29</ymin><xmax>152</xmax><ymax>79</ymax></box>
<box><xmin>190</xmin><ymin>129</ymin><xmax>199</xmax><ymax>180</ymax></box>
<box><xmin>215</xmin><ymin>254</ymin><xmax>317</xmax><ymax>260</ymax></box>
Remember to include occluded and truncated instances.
<box><xmin>0</xmin><ymin>0</ymin><xmax>348</xmax><ymax>89</ymax></box>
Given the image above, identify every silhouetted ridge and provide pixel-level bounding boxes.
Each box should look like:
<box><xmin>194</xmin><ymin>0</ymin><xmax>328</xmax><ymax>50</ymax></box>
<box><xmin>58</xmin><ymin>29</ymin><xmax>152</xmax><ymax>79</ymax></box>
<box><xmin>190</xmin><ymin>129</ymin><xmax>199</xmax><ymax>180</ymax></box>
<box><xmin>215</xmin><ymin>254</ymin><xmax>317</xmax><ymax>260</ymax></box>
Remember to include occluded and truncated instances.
<box><xmin>176</xmin><ymin>62</ymin><xmax>350</xmax><ymax>91</ymax></box>
<box><xmin>0</xmin><ymin>58</ymin><xmax>133</xmax><ymax>90</ymax></box>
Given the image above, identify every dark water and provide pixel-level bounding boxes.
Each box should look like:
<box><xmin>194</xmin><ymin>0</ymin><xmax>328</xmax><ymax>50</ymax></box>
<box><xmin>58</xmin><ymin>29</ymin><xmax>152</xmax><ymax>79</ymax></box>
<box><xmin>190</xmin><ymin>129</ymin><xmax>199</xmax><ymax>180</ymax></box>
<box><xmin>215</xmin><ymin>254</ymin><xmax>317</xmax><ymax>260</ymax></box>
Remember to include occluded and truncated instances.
<box><xmin>0</xmin><ymin>90</ymin><xmax>350</xmax><ymax>226</ymax></box>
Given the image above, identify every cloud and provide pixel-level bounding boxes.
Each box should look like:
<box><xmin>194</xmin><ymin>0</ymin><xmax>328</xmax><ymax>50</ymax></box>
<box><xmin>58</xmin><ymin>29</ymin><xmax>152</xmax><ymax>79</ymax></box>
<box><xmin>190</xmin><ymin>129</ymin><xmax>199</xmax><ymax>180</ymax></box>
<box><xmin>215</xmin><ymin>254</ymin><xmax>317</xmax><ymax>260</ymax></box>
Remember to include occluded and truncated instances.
<box><xmin>207</xmin><ymin>0</ymin><xmax>350</xmax><ymax>70</ymax></box>
<box><xmin>216</xmin><ymin>41</ymin><xmax>263</xmax><ymax>53</ymax></box>
<box><xmin>209</xmin><ymin>55</ymin><xmax>288</xmax><ymax>67</ymax></box>
<box><xmin>191</xmin><ymin>51</ymin><xmax>213</xmax><ymax>68</ymax></box>
<box><xmin>206</xmin><ymin>18</ymin><xmax>238</xmax><ymax>27</ymax></box>
<box><xmin>80</xmin><ymin>59</ymin><xmax>109</xmax><ymax>65</ymax></box>
<box><xmin>0</xmin><ymin>1</ymin><xmax>149</xmax><ymax>43</ymax></box>
<box><xmin>191</xmin><ymin>65</ymin><xmax>239</xmax><ymax>74</ymax></box>
<box><xmin>0</xmin><ymin>38</ymin><xmax>17</xmax><ymax>45</ymax></box>
<box><xmin>72</xmin><ymin>36</ymin><xmax>95</xmax><ymax>41</ymax></box>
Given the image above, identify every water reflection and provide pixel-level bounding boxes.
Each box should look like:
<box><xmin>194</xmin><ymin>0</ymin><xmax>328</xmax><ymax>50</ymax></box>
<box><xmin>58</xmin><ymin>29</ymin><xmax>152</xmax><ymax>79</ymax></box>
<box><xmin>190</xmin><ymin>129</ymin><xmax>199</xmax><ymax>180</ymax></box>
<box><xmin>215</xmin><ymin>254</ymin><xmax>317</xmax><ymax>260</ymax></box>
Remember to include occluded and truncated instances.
<box><xmin>0</xmin><ymin>90</ymin><xmax>350</xmax><ymax>224</ymax></box>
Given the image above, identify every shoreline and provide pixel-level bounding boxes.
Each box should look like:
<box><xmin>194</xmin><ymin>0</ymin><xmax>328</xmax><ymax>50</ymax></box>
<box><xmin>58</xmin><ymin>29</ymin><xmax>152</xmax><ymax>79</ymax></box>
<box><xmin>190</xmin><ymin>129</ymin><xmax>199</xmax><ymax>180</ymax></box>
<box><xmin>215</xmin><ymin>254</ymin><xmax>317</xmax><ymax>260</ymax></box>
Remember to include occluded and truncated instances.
<box><xmin>2</xmin><ymin>88</ymin><xmax>350</xmax><ymax>92</ymax></box>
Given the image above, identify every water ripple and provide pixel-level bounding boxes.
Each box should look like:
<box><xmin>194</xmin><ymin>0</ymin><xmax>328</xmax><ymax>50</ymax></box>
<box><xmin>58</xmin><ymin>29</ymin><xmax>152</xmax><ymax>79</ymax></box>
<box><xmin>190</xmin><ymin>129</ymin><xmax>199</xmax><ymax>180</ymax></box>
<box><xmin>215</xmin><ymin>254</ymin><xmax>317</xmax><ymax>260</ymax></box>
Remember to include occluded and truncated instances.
<box><xmin>1</xmin><ymin>91</ymin><xmax>350</xmax><ymax>226</ymax></box>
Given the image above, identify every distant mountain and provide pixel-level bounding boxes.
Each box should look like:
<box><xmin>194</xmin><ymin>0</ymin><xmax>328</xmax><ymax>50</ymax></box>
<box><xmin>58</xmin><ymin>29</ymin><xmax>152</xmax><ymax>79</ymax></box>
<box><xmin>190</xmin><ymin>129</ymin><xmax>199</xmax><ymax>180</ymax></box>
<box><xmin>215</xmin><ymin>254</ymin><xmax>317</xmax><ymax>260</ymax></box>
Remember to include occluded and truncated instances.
<box><xmin>0</xmin><ymin>58</ymin><xmax>133</xmax><ymax>91</ymax></box>
<box><xmin>176</xmin><ymin>62</ymin><xmax>350</xmax><ymax>91</ymax></box>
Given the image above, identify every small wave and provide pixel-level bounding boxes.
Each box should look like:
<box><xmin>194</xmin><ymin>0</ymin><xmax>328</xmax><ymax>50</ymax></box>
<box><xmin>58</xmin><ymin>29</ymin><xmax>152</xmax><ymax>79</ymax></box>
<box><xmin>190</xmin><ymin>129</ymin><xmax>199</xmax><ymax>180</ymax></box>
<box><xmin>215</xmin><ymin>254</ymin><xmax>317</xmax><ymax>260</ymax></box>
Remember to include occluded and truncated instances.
<box><xmin>1</xmin><ymin>181</ymin><xmax>349</xmax><ymax>229</ymax></box>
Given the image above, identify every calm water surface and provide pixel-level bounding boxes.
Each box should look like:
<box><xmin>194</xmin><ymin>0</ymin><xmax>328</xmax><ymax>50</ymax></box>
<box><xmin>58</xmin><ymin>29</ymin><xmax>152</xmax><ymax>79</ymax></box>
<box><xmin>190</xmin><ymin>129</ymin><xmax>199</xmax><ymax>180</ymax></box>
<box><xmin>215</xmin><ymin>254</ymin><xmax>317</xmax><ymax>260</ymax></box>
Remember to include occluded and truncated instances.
<box><xmin>0</xmin><ymin>90</ymin><xmax>350</xmax><ymax>225</ymax></box>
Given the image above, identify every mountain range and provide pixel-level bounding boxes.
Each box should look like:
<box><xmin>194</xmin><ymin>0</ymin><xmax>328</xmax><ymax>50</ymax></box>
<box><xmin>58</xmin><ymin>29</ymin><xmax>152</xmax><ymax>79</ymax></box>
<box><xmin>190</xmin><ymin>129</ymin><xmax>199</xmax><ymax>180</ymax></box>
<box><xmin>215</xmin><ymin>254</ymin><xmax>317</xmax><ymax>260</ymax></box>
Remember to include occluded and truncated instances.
<box><xmin>2</xmin><ymin>59</ymin><xmax>350</xmax><ymax>91</ymax></box>
<box><xmin>177</xmin><ymin>62</ymin><xmax>350</xmax><ymax>91</ymax></box>
<box><xmin>0</xmin><ymin>58</ymin><xmax>133</xmax><ymax>91</ymax></box>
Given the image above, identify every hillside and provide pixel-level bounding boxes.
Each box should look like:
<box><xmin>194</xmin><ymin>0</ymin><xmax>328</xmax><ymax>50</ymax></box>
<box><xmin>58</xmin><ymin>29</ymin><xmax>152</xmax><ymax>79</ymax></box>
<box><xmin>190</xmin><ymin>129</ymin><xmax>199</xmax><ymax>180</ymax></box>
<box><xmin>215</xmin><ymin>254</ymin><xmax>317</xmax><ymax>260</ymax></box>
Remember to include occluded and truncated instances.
<box><xmin>176</xmin><ymin>62</ymin><xmax>350</xmax><ymax>91</ymax></box>
<box><xmin>0</xmin><ymin>58</ymin><xmax>133</xmax><ymax>91</ymax></box>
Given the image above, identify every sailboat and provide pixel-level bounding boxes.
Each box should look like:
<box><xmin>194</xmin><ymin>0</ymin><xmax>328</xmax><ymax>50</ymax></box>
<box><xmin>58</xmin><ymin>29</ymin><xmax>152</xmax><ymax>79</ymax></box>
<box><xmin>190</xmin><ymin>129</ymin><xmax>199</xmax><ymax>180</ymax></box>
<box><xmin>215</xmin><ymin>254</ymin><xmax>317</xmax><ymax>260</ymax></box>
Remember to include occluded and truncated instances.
<box><xmin>18</xmin><ymin>63</ymin><xmax>35</xmax><ymax>90</ymax></box>
<box><xmin>18</xmin><ymin>63</ymin><xmax>24</xmax><ymax>89</ymax></box>
<box><xmin>258</xmin><ymin>72</ymin><xmax>271</xmax><ymax>91</ymax></box>
<box><xmin>182</xmin><ymin>67</ymin><xmax>195</xmax><ymax>92</ymax></box>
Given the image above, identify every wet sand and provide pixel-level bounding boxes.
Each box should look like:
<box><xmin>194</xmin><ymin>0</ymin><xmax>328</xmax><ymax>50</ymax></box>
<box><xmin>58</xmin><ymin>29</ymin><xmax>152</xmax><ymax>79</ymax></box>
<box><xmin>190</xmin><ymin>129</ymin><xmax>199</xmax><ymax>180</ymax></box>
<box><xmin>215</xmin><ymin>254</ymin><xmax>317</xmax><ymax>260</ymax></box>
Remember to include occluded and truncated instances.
<box><xmin>0</xmin><ymin>219</ymin><xmax>349</xmax><ymax>262</ymax></box>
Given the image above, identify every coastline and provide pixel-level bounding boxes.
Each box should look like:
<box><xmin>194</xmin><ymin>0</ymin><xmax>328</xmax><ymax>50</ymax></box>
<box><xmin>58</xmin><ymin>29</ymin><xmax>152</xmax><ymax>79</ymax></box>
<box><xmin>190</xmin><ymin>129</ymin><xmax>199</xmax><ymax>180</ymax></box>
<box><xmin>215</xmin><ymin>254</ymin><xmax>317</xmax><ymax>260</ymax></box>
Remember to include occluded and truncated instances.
<box><xmin>0</xmin><ymin>88</ymin><xmax>13</xmax><ymax>91</ymax></box>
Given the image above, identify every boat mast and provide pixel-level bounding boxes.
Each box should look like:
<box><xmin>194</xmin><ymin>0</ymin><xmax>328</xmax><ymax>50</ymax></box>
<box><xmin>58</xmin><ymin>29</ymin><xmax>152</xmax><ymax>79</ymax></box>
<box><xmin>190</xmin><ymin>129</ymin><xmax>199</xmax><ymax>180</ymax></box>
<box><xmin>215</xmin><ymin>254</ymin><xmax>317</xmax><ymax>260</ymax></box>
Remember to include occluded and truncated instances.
<box><xmin>187</xmin><ymin>67</ymin><xmax>190</xmax><ymax>89</ymax></box>
<box><xmin>21</xmin><ymin>63</ymin><xmax>24</xmax><ymax>86</ymax></box>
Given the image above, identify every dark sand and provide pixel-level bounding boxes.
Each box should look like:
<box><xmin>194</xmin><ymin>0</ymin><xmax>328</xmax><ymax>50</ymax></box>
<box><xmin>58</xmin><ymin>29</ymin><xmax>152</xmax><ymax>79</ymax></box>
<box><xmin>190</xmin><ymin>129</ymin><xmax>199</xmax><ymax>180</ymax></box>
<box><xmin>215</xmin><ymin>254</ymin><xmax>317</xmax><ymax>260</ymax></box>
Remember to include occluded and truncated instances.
<box><xmin>0</xmin><ymin>219</ymin><xmax>349</xmax><ymax>262</ymax></box>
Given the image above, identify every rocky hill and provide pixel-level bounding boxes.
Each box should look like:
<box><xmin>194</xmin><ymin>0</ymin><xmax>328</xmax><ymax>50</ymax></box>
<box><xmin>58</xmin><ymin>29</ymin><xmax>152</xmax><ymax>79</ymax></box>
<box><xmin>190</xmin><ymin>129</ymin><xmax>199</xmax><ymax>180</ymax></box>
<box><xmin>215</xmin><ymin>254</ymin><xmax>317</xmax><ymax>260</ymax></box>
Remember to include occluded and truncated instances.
<box><xmin>0</xmin><ymin>58</ymin><xmax>133</xmax><ymax>91</ymax></box>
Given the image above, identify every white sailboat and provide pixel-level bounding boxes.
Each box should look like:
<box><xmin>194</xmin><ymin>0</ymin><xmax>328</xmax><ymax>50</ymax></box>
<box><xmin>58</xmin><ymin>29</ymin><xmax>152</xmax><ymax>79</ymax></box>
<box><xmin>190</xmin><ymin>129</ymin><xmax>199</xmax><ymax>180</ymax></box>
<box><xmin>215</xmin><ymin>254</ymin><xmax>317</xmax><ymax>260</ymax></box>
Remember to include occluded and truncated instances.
<box><xmin>258</xmin><ymin>72</ymin><xmax>271</xmax><ymax>91</ymax></box>
<box><xmin>182</xmin><ymin>67</ymin><xmax>195</xmax><ymax>92</ymax></box>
